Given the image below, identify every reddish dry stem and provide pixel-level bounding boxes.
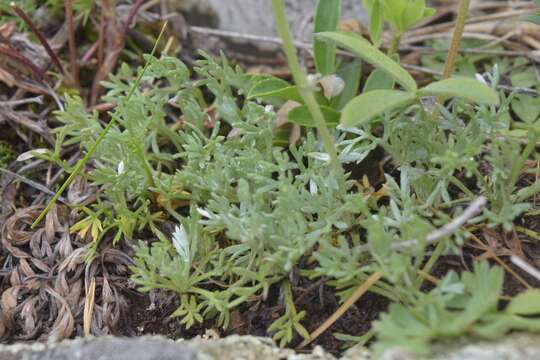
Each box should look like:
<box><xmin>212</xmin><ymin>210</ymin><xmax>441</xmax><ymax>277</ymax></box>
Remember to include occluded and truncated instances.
<box><xmin>90</xmin><ymin>0</ymin><xmax>146</xmax><ymax>105</ymax></box>
<box><xmin>0</xmin><ymin>45</ymin><xmax>46</xmax><ymax>80</ymax></box>
<box><xmin>11</xmin><ymin>4</ymin><xmax>65</xmax><ymax>75</ymax></box>
<box><xmin>65</xmin><ymin>0</ymin><xmax>80</xmax><ymax>88</ymax></box>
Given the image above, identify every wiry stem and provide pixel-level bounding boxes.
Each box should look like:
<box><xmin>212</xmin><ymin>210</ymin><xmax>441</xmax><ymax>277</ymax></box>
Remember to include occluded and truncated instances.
<box><xmin>432</xmin><ymin>0</ymin><xmax>471</xmax><ymax>120</ymax></box>
<box><xmin>387</xmin><ymin>32</ymin><xmax>402</xmax><ymax>57</ymax></box>
<box><xmin>441</xmin><ymin>0</ymin><xmax>471</xmax><ymax>79</ymax></box>
<box><xmin>65</xmin><ymin>0</ymin><xmax>80</xmax><ymax>88</ymax></box>
<box><xmin>11</xmin><ymin>3</ymin><xmax>65</xmax><ymax>76</ymax></box>
<box><xmin>271</xmin><ymin>0</ymin><xmax>344</xmax><ymax>188</ymax></box>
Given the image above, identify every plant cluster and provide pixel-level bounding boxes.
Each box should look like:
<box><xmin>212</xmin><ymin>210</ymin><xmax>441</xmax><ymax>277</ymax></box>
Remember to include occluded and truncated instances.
<box><xmin>25</xmin><ymin>0</ymin><xmax>540</xmax><ymax>355</ymax></box>
<box><xmin>0</xmin><ymin>0</ymin><xmax>92</xmax><ymax>28</ymax></box>
<box><xmin>0</xmin><ymin>140</ymin><xmax>15</xmax><ymax>168</ymax></box>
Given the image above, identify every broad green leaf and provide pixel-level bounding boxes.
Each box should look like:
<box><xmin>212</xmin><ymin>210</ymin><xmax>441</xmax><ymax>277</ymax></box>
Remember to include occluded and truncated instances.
<box><xmin>381</xmin><ymin>0</ymin><xmax>406</xmax><ymax>31</ymax></box>
<box><xmin>332</xmin><ymin>60</ymin><xmax>362</xmax><ymax>110</ymax></box>
<box><xmin>248</xmin><ymin>78</ymin><xmax>303</xmax><ymax>103</ymax></box>
<box><xmin>313</xmin><ymin>0</ymin><xmax>342</xmax><ymax>75</ymax></box>
<box><xmin>363</xmin><ymin>0</ymin><xmax>384</xmax><ymax>46</ymax></box>
<box><xmin>403</xmin><ymin>0</ymin><xmax>425</xmax><ymax>30</ymax></box>
<box><xmin>341</xmin><ymin>90</ymin><xmax>416</xmax><ymax>127</ymax></box>
<box><xmin>316</xmin><ymin>31</ymin><xmax>417</xmax><ymax>91</ymax></box>
<box><xmin>363</xmin><ymin>69</ymin><xmax>395</xmax><ymax>92</ymax></box>
<box><xmin>507</xmin><ymin>289</ymin><xmax>540</xmax><ymax>315</ymax></box>
<box><xmin>288</xmin><ymin>105</ymin><xmax>340</xmax><ymax>127</ymax></box>
<box><xmin>417</xmin><ymin>78</ymin><xmax>500</xmax><ymax>106</ymax></box>
<box><xmin>512</xmin><ymin>95</ymin><xmax>540</xmax><ymax>123</ymax></box>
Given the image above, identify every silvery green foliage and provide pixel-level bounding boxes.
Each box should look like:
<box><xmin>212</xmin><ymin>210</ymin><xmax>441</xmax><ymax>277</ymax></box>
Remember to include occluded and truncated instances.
<box><xmin>125</xmin><ymin>53</ymin><xmax>370</xmax><ymax>338</ymax></box>
<box><xmin>51</xmin><ymin>50</ymin><xmax>539</xmax><ymax>351</ymax></box>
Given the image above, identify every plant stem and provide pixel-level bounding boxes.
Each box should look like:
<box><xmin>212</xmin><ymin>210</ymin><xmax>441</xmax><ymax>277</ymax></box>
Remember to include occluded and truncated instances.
<box><xmin>441</xmin><ymin>0</ymin><xmax>471</xmax><ymax>80</ymax></box>
<box><xmin>31</xmin><ymin>22</ymin><xmax>168</xmax><ymax>229</ymax></box>
<box><xmin>11</xmin><ymin>3</ymin><xmax>65</xmax><ymax>76</ymax></box>
<box><xmin>387</xmin><ymin>32</ymin><xmax>402</xmax><ymax>57</ymax></box>
<box><xmin>432</xmin><ymin>0</ymin><xmax>470</xmax><ymax>121</ymax></box>
<box><xmin>65</xmin><ymin>0</ymin><xmax>80</xmax><ymax>89</ymax></box>
<box><xmin>271</xmin><ymin>0</ymin><xmax>344</xmax><ymax>188</ymax></box>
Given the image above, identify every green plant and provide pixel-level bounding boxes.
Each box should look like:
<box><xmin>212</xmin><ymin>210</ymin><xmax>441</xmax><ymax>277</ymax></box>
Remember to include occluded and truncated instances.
<box><xmin>25</xmin><ymin>0</ymin><xmax>540</xmax><ymax>355</ymax></box>
<box><xmin>374</xmin><ymin>262</ymin><xmax>540</xmax><ymax>355</ymax></box>
<box><xmin>31</xmin><ymin>23</ymin><xmax>169</xmax><ymax>228</ymax></box>
<box><xmin>272</xmin><ymin>0</ymin><xmax>344</xmax><ymax>187</ymax></box>
<box><xmin>363</xmin><ymin>0</ymin><xmax>435</xmax><ymax>53</ymax></box>
<box><xmin>0</xmin><ymin>0</ymin><xmax>92</xmax><ymax>29</ymax></box>
<box><xmin>524</xmin><ymin>0</ymin><xmax>540</xmax><ymax>25</ymax></box>
<box><xmin>0</xmin><ymin>140</ymin><xmax>15</xmax><ymax>167</ymax></box>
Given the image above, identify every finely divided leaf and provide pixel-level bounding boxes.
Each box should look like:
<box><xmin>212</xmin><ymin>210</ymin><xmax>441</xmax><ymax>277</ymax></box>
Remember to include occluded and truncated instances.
<box><xmin>316</xmin><ymin>31</ymin><xmax>417</xmax><ymax>91</ymax></box>
<box><xmin>341</xmin><ymin>90</ymin><xmax>416</xmax><ymax>127</ymax></box>
<box><xmin>418</xmin><ymin>78</ymin><xmax>500</xmax><ymax>106</ymax></box>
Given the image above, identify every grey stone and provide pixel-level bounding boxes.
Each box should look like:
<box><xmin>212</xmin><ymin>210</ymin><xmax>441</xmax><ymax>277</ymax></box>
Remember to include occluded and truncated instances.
<box><xmin>205</xmin><ymin>0</ymin><xmax>369</xmax><ymax>38</ymax></box>
<box><xmin>2</xmin><ymin>334</ymin><xmax>540</xmax><ymax>360</ymax></box>
<box><xmin>0</xmin><ymin>337</ymin><xmax>197</xmax><ymax>360</ymax></box>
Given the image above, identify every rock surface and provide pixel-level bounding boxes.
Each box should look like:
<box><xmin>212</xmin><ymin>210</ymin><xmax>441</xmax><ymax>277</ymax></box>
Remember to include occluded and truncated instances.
<box><xmin>2</xmin><ymin>334</ymin><xmax>540</xmax><ymax>360</ymax></box>
<box><xmin>205</xmin><ymin>0</ymin><xmax>369</xmax><ymax>38</ymax></box>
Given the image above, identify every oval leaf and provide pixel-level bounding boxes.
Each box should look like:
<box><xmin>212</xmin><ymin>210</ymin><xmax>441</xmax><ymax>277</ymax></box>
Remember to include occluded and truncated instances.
<box><xmin>363</xmin><ymin>69</ymin><xmax>395</xmax><ymax>92</ymax></box>
<box><xmin>418</xmin><ymin>78</ymin><xmax>500</xmax><ymax>106</ymax></box>
<box><xmin>288</xmin><ymin>105</ymin><xmax>340</xmax><ymax>128</ymax></box>
<box><xmin>341</xmin><ymin>90</ymin><xmax>417</xmax><ymax>127</ymax></box>
<box><xmin>313</xmin><ymin>0</ymin><xmax>342</xmax><ymax>75</ymax></box>
<box><xmin>316</xmin><ymin>31</ymin><xmax>417</xmax><ymax>91</ymax></box>
<box><xmin>248</xmin><ymin>78</ymin><xmax>304</xmax><ymax>103</ymax></box>
<box><xmin>332</xmin><ymin>60</ymin><xmax>362</xmax><ymax>110</ymax></box>
<box><xmin>507</xmin><ymin>289</ymin><xmax>540</xmax><ymax>315</ymax></box>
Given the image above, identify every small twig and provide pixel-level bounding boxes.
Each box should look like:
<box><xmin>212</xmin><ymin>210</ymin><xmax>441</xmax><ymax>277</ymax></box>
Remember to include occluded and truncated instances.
<box><xmin>45</xmin><ymin>83</ymin><xmax>65</xmax><ymax>112</ymax></box>
<box><xmin>96</xmin><ymin>8</ymin><xmax>106</xmax><ymax>74</ymax></box>
<box><xmin>11</xmin><ymin>3</ymin><xmax>65</xmax><ymax>75</ymax></box>
<box><xmin>424</xmin><ymin>196</ymin><xmax>487</xmax><ymax>246</ymax></box>
<box><xmin>0</xmin><ymin>45</ymin><xmax>46</xmax><ymax>80</ymax></box>
<box><xmin>358</xmin><ymin>197</ymin><xmax>488</xmax><ymax>253</ymax></box>
<box><xmin>65</xmin><ymin>0</ymin><xmax>80</xmax><ymax>88</ymax></box>
<box><xmin>83</xmin><ymin>276</ymin><xmax>96</xmax><ymax>336</ymax></box>
<box><xmin>0</xmin><ymin>167</ymin><xmax>68</xmax><ymax>204</ymax></box>
<box><xmin>90</xmin><ymin>0</ymin><xmax>145</xmax><ymax>105</ymax></box>
<box><xmin>0</xmin><ymin>96</ymin><xmax>43</xmax><ymax>107</ymax></box>
<box><xmin>297</xmin><ymin>271</ymin><xmax>382</xmax><ymax>349</ymax></box>
<box><xmin>189</xmin><ymin>25</ymin><xmax>291</xmax><ymax>47</ymax></box>
<box><xmin>511</xmin><ymin>256</ymin><xmax>540</xmax><ymax>282</ymax></box>
<box><xmin>497</xmin><ymin>85</ymin><xmax>539</xmax><ymax>97</ymax></box>
<box><xmin>469</xmin><ymin>233</ymin><xmax>532</xmax><ymax>289</ymax></box>
<box><xmin>121</xmin><ymin>0</ymin><xmax>146</xmax><ymax>35</ymax></box>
